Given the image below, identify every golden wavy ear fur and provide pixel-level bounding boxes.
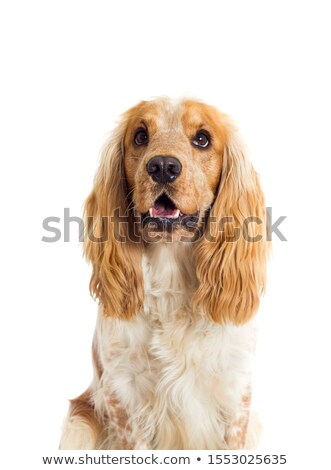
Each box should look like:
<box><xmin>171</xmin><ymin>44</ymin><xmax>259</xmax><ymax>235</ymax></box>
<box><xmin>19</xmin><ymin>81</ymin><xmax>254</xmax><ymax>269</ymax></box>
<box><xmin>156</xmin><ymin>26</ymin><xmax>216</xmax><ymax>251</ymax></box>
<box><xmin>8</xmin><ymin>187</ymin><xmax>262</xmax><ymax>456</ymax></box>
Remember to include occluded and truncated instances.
<box><xmin>84</xmin><ymin>118</ymin><xmax>143</xmax><ymax>319</ymax></box>
<box><xmin>194</xmin><ymin>123</ymin><xmax>268</xmax><ymax>325</ymax></box>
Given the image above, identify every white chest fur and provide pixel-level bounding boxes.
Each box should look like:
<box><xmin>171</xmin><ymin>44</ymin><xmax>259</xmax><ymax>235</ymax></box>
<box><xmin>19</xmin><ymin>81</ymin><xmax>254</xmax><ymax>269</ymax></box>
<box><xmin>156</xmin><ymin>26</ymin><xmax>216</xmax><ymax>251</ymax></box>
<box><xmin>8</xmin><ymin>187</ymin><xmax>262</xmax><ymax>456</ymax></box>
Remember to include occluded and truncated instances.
<box><xmin>96</xmin><ymin>243</ymin><xmax>255</xmax><ymax>449</ymax></box>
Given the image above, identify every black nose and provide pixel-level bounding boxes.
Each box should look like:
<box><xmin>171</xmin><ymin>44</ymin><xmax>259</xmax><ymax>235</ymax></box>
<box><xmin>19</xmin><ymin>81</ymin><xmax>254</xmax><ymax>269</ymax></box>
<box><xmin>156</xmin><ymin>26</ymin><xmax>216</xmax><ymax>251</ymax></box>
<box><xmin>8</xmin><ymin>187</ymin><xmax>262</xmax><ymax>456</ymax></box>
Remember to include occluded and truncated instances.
<box><xmin>146</xmin><ymin>156</ymin><xmax>182</xmax><ymax>184</ymax></box>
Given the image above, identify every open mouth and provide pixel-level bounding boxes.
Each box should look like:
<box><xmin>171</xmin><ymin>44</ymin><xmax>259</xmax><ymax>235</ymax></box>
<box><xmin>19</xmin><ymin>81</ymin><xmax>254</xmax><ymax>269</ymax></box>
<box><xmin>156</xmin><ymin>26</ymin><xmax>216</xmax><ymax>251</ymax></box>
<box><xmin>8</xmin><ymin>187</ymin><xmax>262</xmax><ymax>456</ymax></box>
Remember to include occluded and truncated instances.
<box><xmin>149</xmin><ymin>194</ymin><xmax>180</xmax><ymax>219</ymax></box>
<box><xmin>142</xmin><ymin>193</ymin><xmax>199</xmax><ymax>229</ymax></box>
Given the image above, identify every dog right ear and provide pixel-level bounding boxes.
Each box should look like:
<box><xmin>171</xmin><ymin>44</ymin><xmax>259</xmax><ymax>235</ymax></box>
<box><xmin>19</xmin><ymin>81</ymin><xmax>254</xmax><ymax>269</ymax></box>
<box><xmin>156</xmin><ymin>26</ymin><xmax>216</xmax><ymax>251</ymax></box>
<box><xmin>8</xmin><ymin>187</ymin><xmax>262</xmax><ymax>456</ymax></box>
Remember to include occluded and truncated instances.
<box><xmin>84</xmin><ymin>117</ymin><xmax>144</xmax><ymax>319</ymax></box>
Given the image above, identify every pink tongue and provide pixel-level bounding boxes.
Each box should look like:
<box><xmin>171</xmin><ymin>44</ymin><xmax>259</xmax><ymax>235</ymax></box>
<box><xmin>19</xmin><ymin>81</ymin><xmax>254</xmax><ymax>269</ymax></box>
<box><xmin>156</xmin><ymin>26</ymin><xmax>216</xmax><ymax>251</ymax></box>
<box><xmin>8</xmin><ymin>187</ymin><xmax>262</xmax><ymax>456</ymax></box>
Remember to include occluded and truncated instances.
<box><xmin>152</xmin><ymin>202</ymin><xmax>177</xmax><ymax>217</ymax></box>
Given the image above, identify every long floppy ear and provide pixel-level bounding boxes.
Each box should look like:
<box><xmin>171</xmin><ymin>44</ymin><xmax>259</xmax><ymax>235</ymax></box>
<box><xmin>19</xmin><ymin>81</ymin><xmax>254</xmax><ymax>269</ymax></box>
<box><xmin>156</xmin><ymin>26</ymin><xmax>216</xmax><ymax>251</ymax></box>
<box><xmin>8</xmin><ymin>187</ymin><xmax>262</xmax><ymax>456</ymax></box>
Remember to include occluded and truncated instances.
<box><xmin>194</xmin><ymin>123</ymin><xmax>268</xmax><ymax>325</ymax></box>
<box><xmin>84</xmin><ymin>117</ymin><xmax>143</xmax><ymax>319</ymax></box>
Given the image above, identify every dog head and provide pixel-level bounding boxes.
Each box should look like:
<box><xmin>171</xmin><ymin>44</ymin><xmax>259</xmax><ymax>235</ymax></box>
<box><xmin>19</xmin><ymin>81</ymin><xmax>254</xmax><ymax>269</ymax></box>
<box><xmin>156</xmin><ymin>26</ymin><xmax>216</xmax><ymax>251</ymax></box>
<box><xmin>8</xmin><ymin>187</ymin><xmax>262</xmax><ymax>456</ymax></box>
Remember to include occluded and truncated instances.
<box><xmin>84</xmin><ymin>97</ymin><xmax>268</xmax><ymax>323</ymax></box>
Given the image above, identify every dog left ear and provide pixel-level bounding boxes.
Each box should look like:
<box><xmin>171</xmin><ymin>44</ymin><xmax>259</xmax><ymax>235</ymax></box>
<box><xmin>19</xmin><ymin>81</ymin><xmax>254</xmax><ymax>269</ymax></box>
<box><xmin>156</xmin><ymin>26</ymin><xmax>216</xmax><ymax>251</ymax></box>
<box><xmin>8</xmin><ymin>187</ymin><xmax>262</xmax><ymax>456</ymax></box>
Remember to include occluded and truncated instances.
<box><xmin>194</xmin><ymin>123</ymin><xmax>269</xmax><ymax>325</ymax></box>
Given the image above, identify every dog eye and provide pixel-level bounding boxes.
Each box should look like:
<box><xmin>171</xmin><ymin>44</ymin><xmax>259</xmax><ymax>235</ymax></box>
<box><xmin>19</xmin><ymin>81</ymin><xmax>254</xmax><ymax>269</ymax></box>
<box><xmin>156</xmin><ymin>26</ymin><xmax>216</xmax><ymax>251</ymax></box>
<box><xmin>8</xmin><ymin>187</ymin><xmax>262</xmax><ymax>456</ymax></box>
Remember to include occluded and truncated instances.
<box><xmin>134</xmin><ymin>129</ymin><xmax>149</xmax><ymax>146</ymax></box>
<box><xmin>192</xmin><ymin>131</ymin><xmax>210</xmax><ymax>148</ymax></box>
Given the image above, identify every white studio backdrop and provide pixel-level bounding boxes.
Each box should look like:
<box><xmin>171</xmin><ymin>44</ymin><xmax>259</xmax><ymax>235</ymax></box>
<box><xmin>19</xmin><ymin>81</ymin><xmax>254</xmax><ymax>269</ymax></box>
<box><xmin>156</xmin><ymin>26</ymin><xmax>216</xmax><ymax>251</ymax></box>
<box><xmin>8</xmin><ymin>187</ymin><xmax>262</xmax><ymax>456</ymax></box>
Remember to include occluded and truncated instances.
<box><xmin>0</xmin><ymin>0</ymin><xmax>330</xmax><ymax>468</ymax></box>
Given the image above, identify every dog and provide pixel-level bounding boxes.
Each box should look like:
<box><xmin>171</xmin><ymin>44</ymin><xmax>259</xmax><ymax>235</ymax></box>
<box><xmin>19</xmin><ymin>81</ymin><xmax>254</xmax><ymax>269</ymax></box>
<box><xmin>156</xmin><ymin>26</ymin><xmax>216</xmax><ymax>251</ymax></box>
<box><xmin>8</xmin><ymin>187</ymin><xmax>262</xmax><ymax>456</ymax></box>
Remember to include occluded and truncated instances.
<box><xmin>59</xmin><ymin>97</ymin><xmax>268</xmax><ymax>450</ymax></box>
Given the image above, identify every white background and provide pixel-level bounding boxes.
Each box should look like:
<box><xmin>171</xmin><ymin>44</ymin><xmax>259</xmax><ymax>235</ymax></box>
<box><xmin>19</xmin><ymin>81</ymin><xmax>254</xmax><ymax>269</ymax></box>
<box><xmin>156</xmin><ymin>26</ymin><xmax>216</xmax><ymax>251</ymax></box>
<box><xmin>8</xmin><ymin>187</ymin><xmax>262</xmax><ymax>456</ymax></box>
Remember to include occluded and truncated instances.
<box><xmin>1</xmin><ymin>0</ymin><xmax>330</xmax><ymax>468</ymax></box>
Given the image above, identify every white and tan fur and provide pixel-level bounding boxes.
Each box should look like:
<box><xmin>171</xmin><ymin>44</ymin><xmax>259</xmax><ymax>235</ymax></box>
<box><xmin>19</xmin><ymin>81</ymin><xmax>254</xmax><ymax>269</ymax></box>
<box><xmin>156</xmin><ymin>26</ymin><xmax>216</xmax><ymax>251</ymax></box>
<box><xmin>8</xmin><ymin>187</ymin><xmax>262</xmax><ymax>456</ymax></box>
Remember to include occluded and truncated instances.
<box><xmin>60</xmin><ymin>97</ymin><xmax>268</xmax><ymax>450</ymax></box>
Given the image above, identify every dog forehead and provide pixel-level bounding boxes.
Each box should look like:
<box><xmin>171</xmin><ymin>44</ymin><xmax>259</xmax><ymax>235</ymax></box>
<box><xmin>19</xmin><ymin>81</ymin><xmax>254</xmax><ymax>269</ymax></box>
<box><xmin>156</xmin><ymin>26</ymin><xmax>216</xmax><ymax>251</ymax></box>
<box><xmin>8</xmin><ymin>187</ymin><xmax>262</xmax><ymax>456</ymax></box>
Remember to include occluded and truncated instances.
<box><xmin>149</xmin><ymin>97</ymin><xmax>184</xmax><ymax>133</ymax></box>
<box><xmin>125</xmin><ymin>97</ymin><xmax>220</xmax><ymax>142</ymax></box>
<box><xmin>145</xmin><ymin>98</ymin><xmax>211</xmax><ymax>135</ymax></box>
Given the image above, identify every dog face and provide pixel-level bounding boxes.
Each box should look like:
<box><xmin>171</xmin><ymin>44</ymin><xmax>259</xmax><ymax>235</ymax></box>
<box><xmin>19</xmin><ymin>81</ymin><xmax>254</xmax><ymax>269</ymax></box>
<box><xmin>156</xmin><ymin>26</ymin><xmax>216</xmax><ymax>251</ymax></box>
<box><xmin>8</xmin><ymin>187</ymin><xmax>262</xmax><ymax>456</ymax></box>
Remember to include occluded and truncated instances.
<box><xmin>123</xmin><ymin>99</ymin><xmax>228</xmax><ymax>241</ymax></box>
<box><xmin>84</xmin><ymin>97</ymin><xmax>268</xmax><ymax>323</ymax></box>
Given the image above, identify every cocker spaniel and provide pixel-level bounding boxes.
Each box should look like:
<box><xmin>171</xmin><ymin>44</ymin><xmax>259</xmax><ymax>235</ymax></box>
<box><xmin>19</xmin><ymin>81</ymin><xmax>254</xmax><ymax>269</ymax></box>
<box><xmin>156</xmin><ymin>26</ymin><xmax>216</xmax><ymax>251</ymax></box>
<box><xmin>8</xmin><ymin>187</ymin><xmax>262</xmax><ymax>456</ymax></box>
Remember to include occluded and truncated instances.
<box><xmin>60</xmin><ymin>97</ymin><xmax>268</xmax><ymax>450</ymax></box>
